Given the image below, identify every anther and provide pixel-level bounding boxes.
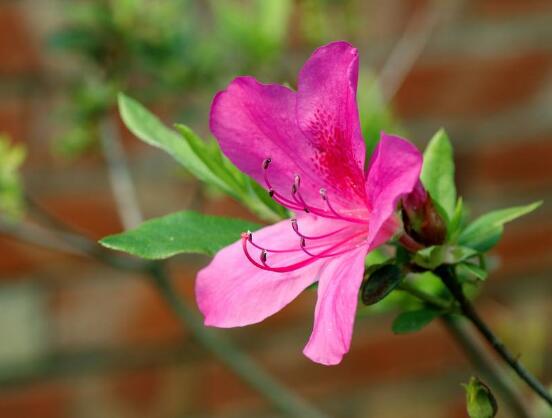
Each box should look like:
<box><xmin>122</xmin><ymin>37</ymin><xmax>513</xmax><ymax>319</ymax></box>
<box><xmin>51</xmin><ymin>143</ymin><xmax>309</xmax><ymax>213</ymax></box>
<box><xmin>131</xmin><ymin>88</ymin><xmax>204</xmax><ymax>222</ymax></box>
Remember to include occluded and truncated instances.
<box><xmin>269</xmin><ymin>189</ymin><xmax>275</xmax><ymax>197</ymax></box>
<box><xmin>300</xmin><ymin>237</ymin><xmax>306</xmax><ymax>247</ymax></box>
<box><xmin>262</xmin><ymin>158</ymin><xmax>271</xmax><ymax>170</ymax></box>
<box><xmin>320</xmin><ymin>188</ymin><xmax>327</xmax><ymax>200</ymax></box>
<box><xmin>260</xmin><ymin>250</ymin><xmax>268</xmax><ymax>263</ymax></box>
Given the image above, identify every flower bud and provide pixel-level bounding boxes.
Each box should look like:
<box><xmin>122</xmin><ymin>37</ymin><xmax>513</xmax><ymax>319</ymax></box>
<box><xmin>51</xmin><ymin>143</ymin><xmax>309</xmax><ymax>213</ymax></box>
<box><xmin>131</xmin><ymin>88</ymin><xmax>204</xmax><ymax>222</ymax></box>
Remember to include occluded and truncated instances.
<box><xmin>402</xmin><ymin>182</ymin><xmax>447</xmax><ymax>246</ymax></box>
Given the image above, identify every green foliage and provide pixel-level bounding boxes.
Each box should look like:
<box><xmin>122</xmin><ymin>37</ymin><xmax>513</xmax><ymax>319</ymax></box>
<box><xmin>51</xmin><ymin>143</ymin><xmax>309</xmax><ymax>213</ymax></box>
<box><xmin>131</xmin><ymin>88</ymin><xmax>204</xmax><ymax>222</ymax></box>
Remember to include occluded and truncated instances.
<box><xmin>463</xmin><ymin>377</ymin><xmax>498</xmax><ymax>418</ymax></box>
<box><xmin>361</xmin><ymin>264</ymin><xmax>404</xmax><ymax>306</ymax></box>
<box><xmin>413</xmin><ymin>245</ymin><xmax>478</xmax><ymax>270</ymax></box>
<box><xmin>357</xmin><ymin>71</ymin><xmax>404</xmax><ymax>158</ymax></box>
<box><xmin>100</xmin><ymin>211</ymin><xmax>260</xmax><ymax>259</ymax></box>
<box><xmin>0</xmin><ymin>135</ymin><xmax>26</xmax><ymax>221</ymax></box>
<box><xmin>210</xmin><ymin>0</ymin><xmax>291</xmax><ymax>69</ymax></box>
<box><xmin>458</xmin><ymin>262</ymin><xmax>488</xmax><ymax>281</ymax></box>
<box><xmin>391</xmin><ymin>308</ymin><xmax>441</xmax><ymax>334</ymax></box>
<box><xmin>421</xmin><ymin>129</ymin><xmax>456</xmax><ymax>222</ymax></box>
<box><xmin>118</xmin><ymin>94</ymin><xmax>286</xmax><ymax>221</ymax></box>
<box><xmin>459</xmin><ymin>202</ymin><xmax>542</xmax><ymax>252</ymax></box>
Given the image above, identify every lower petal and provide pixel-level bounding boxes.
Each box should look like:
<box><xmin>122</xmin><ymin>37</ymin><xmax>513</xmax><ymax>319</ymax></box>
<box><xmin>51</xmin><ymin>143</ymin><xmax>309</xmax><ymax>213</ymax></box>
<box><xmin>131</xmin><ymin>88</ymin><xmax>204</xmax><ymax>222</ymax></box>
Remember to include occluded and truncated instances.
<box><xmin>303</xmin><ymin>246</ymin><xmax>368</xmax><ymax>365</ymax></box>
<box><xmin>195</xmin><ymin>217</ymin><xmax>341</xmax><ymax>328</ymax></box>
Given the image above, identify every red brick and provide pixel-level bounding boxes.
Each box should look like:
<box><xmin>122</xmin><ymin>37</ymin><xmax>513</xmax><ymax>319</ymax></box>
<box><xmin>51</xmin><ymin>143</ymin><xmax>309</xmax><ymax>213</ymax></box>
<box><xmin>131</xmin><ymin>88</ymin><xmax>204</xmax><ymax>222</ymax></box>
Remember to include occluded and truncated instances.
<box><xmin>111</xmin><ymin>368</ymin><xmax>163</xmax><ymax>414</ymax></box>
<box><xmin>471</xmin><ymin>0</ymin><xmax>552</xmax><ymax>17</ymax></box>
<box><xmin>38</xmin><ymin>194</ymin><xmax>122</xmax><ymax>238</ymax></box>
<box><xmin>0</xmin><ymin>236</ymin><xmax>68</xmax><ymax>279</ymax></box>
<box><xmin>0</xmin><ymin>4</ymin><xmax>40</xmax><ymax>75</ymax></box>
<box><xmin>457</xmin><ymin>135</ymin><xmax>552</xmax><ymax>191</ymax></box>
<box><xmin>394</xmin><ymin>52</ymin><xmax>552</xmax><ymax>118</ymax></box>
<box><xmin>0</xmin><ymin>382</ymin><xmax>71</xmax><ymax>418</ymax></box>
<box><xmin>120</xmin><ymin>277</ymin><xmax>189</xmax><ymax>345</ymax></box>
<box><xmin>0</xmin><ymin>98</ymin><xmax>32</xmax><ymax>142</ymax></box>
<box><xmin>494</xmin><ymin>217</ymin><xmax>552</xmax><ymax>279</ymax></box>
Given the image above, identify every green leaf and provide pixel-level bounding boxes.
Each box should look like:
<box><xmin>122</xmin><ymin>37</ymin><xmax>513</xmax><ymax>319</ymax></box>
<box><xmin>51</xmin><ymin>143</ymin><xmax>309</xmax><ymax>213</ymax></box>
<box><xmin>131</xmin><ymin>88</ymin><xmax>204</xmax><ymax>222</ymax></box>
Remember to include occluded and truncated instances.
<box><xmin>392</xmin><ymin>308</ymin><xmax>441</xmax><ymax>334</ymax></box>
<box><xmin>119</xmin><ymin>94</ymin><xmax>285</xmax><ymax>222</ymax></box>
<box><xmin>0</xmin><ymin>135</ymin><xmax>26</xmax><ymax>220</ymax></box>
<box><xmin>448</xmin><ymin>197</ymin><xmax>465</xmax><ymax>240</ymax></box>
<box><xmin>361</xmin><ymin>264</ymin><xmax>404</xmax><ymax>306</ymax></box>
<box><xmin>413</xmin><ymin>245</ymin><xmax>478</xmax><ymax>270</ymax></box>
<box><xmin>421</xmin><ymin>129</ymin><xmax>456</xmax><ymax>222</ymax></box>
<box><xmin>100</xmin><ymin>211</ymin><xmax>261</xmax><ymax>259</ymax></box>
<box><xmin>118</xmin><ymin>93</ymin><xmax>234</xmax><ymax>194</ymax></box>
<box><xmin>459</xmin><ymin>202</ymin><xmax>542</xmax><ymax>252</ymax></box>
<box><xmin>459</xmin><ymin>262</ymin><xmax>488</xmax><ymax>281</ymax></box>
<box><xmin>464</xmin><ymin>377</ymin><xmax>498</xmax><ymax>418</ymax></box>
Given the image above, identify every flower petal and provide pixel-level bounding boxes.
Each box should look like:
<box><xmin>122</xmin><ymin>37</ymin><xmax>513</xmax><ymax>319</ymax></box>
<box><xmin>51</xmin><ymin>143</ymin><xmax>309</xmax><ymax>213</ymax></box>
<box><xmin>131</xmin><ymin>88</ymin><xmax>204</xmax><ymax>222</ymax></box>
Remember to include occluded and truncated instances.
<box><xmin>297</xmin><ymin>41</ymin><xmax>366</xmax><ymax>206</ymax></box>
<box><xmin>303</xmin><ymin>246</ymin><xmax>367</xmax><ymax>365</ymax></box>
<box><xmin>196</xmin><ymin>216</ymin><xmax>348</xmax><ymax>328</ymax></box>
<box><xmin>364</xmin><ymin>133</ymin><xmax>423</xmax><ymax>244</ymax></box>
<box><xmin>210</xmin><ymin>76</ymin><xmax>328</xmax><ymax>207</ymax></box>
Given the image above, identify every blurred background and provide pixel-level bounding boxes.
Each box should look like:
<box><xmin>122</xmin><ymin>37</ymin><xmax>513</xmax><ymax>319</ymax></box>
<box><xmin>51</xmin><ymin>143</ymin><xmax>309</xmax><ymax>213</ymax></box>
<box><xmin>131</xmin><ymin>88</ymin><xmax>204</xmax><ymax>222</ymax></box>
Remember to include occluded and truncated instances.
<box><xmin>0</xmin><ymin>0</ymin><xmax>551</xmax><ymax>417</ymax></box>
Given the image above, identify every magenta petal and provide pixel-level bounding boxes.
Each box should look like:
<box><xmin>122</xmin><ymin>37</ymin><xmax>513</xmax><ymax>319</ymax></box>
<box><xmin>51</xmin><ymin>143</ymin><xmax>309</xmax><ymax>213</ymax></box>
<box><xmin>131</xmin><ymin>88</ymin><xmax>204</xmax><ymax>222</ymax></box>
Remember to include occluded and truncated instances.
<box><xmin>196</xmin><ymin>217</ymin><xmax>339</xmax><ymax>328</ymax></box>
<box><xmin>364</xmin><ymin>133</ymin><xmax>423</xmax><ymax>244</ymax></box>
<box><xmin>210</xmin><ymin>76</ymin><xmax>325</xmax><ymax>205</ymax></box>
<box><xmin>296</xmin><ymin>41</ymin><xmax>366</xmax><ymax>205</ymax></box>
<box><xmin>303</xmin><ymin>246</ymin><xmax>367</xmax><ymax>365</ymax></box>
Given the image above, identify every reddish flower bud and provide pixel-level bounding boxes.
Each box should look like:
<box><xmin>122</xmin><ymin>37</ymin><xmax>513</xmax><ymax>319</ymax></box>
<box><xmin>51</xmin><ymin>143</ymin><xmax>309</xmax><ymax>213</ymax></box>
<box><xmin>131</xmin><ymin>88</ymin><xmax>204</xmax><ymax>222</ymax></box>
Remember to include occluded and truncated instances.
<box><xmin>402</xmin><ymin>182</ymin><xmax>447</xmax><ymax>247</ymax></box>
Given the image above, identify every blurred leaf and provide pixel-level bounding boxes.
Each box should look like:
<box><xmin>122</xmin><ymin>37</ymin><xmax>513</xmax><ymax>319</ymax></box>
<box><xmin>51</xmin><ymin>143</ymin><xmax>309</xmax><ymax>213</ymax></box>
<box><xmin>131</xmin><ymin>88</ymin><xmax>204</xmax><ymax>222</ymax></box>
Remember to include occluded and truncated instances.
<box><xmin>392</xmin><ymin>308</ymin><xmax>441</xmax><ymax>334</ymax></box>
<box><xmin>413</xmin><ymin>245</ymin><xmax>478</xmax><ymax>270</ymax></box>
<box><xmin>0</xmin><ymin>135</ymin><xmax>26</xmax><ymax>221</ymax></box>
<box><xmin>362</xmin><ymin>264</ymin><xmax>404</xmax><ymax>305</ymax></box>
<box><xmin>421</xmin><ymin>129</ymin><xmax>456</xmax><ymax>222</ymax></box>
<box><xmin>459</xmin><ymin>262</ymin><xmax>488</xmax><ymax>281</ymax></box>
<box><xmin>464</xmin><ymin>377</ymin><xmax>498</xmax><ymax>418</ymax></box>
<box><xmin>357</xmin><ymin>72</ymin><xmax>402</xmax><ymax>158</ymax></box>
<box><xmin>100</xmin><ymin>210</ymin><xmax>260</xmax><ymax>259</ymax></box>
<box><xmin>459</xmin><ymin>202</ymin><xmax>542</xmax><ymax>252</ymax></box>
<box><xmin>119</xmin><ymin>93</ymin><xmax>239</xmax><ymax>194</ymax></box>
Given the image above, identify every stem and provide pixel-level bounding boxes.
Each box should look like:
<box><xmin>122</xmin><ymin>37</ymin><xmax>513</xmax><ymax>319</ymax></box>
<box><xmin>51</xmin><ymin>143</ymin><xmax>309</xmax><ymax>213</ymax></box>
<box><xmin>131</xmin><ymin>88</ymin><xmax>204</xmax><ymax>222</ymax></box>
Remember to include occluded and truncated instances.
<box><xmin>377</xmin><ymin>0</ymin><xmax>450</xmax><ymax>104</ymax></box>
<box><xmin>443</xmin><ymin>315</ymin><xmax>534</xmax><ymax>418</ymax></box>
<box><xmin>99</xmin><ymin>116</ymin><xmax>143</xmax><ymax>229</ymax></box>
<box><xmin>400</xmin><ymin>278</ymin><xmax>535</xmax><ymax>417</ymax></box>
<box><xmin>436</xmin><ymin>265</ymin><xmax>552</xmax><ymax>407</ymax></box>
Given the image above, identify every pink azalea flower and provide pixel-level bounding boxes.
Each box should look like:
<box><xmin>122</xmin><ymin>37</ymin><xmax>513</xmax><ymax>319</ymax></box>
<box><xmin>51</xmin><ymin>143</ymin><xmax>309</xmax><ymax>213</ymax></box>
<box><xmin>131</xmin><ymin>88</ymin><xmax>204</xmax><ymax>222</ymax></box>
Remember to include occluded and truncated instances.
<box><xmin>196</xmin><ymin>41</ymin><xmax>423</xmax><ymax>365</ymax></box>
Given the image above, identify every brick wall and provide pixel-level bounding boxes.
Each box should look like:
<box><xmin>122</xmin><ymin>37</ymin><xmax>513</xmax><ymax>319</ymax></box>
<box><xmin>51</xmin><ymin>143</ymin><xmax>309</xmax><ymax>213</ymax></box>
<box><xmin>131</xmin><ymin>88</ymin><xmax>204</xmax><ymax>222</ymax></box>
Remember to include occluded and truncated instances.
<box><xmin>0</xmin><ymin>1</ymin><xmax>551</xmax><ymax>417</ymax></box>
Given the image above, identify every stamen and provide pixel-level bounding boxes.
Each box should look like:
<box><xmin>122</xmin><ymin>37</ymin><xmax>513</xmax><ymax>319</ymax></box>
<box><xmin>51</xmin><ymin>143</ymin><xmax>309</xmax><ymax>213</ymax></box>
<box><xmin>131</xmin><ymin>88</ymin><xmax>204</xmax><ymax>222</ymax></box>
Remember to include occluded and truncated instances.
<box><xmin>262</xmin><ymin>157</ymin><xmax>369</xmax><ymax>224</ymax></box>
<box><xmin>263</xmin><ymin>160</ymin><xmax>305</xmax><ymax>210</ymax></box>
<box><xmin>290</xmin><ymin>218</ymin><xmax>347</xmax><ymax>240</ymax></box>
<box><xmin>247</xmin><ymin>231</ymin><xmax>298</xmax><ymax>254</ymax></box>
<box><xmin>241</xmin><ymin>230</ymin><xmax>367</xmax><ymax>273</ymax></box>
<box><xmin>320</xmin><ymin>188</ymin><xmax>368</xmax><ymax>225</ymax></box>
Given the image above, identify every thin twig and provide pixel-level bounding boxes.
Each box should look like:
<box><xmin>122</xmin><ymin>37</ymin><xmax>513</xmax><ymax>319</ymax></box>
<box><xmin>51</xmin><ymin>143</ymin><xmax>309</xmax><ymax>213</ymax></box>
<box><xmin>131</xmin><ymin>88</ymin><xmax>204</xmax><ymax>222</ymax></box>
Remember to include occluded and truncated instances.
<box><xmin>400</xmin><ymin>278</ymin><xmax>536</xmax><ymax>417</ymax></box>
<box><xmin>436</xmin><ymin>265</ymin><xmax>552</xmax><ymax>407</ymax></box>
<box><xmin>99</xmin><ymin>116</ymin><xmax>143</xmax><ymax>229</ymax></box>
<box><xmin>376</xmin><ymin>0</ymin><xmax>449</xmax><ymax>105</ymax></box>
<box><xmin>443</xmin><ymin>315</ymin><xmax>534</xmax><ymax>418</ymax></box>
